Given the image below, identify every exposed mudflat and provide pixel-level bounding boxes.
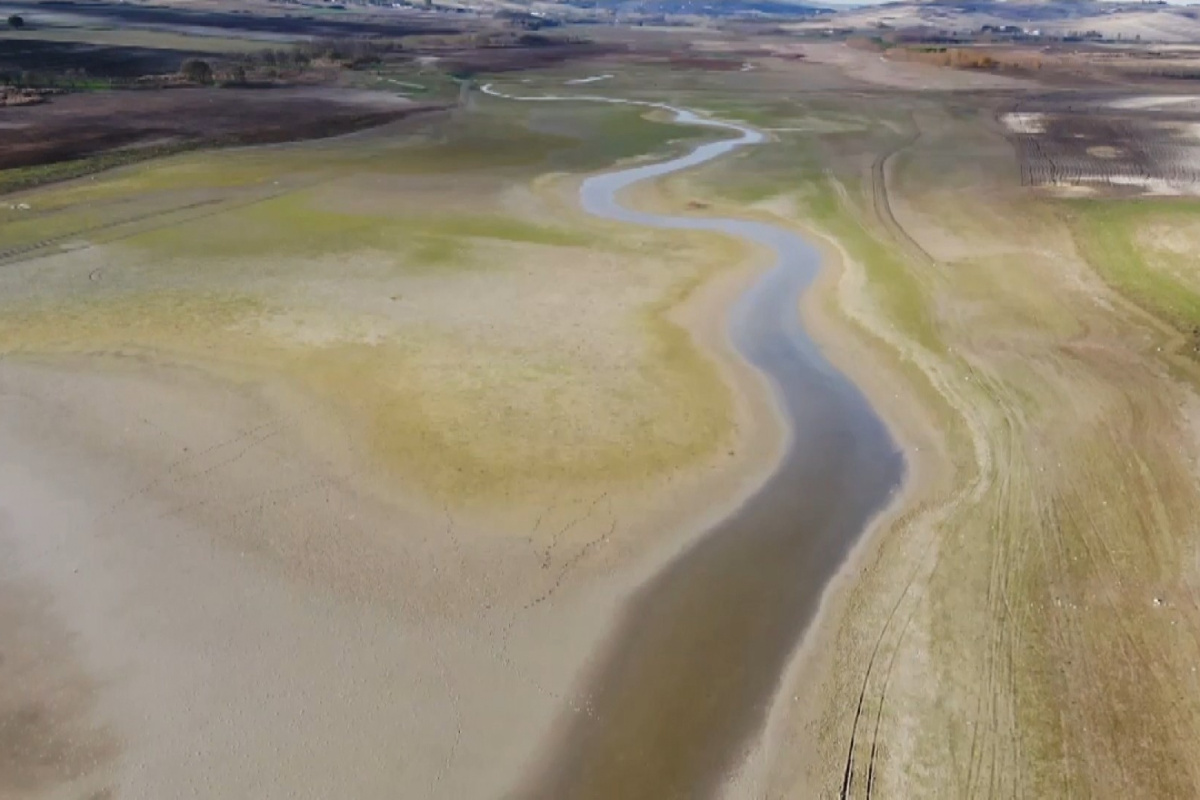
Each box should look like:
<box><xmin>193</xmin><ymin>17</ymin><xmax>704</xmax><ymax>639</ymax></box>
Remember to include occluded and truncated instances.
<box><xmin>489</xmin><ymin>92</ymin><xmax>903</xmax><ymax>799</ymax></box>
<box><xmin>0</xmin><ymin>77</ymin><xmax>798</xmax><ymax>800</ymax></box>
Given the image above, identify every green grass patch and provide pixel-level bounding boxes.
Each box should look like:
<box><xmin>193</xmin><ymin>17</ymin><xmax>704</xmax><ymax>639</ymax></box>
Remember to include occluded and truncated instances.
<box><xmin>371</xmin><ymin>127</ymin><xmax>574</xmax><ymax>172</ymax></box>
<box><xmin>0</xmin><ymin>143</ymin><xmax>199</xmax><ymax>197</ymax></box>
<box><xmin>1067</xmin><ymin>199</ymin><xmax>1200</xmax><ymax>333</ymax></box>
<box><xmin>691</xmin><ymin>99</ymin><xmax>803</xmax><ymax>129</ymax></box>
<box><xmin>351</xmin><ymin>67</ymin><xmax>460</xmax><ymax>102</ymax></box>
<box><xmin>808</xmin><ymin>177</ymin><xmax>942</xmax><ymax>352</ymax></box>
<box><xmin>416</xmin><ymin>214</ymin><xmax>589</xmax><ymax>246</ymax></box>
<box><xmin>476</xmin><ymin>93</ymin><xmax>712</xmax><ymax>170</ymax></box>
<box><xmin>126</xmin><ymin>190</ymin><xmax>590</xmax><ymax>265</ymax></box>
<box><xmin>587</xmin><ymin>106</ymin><xmax>710</xmax><ymax>162</ymax></box>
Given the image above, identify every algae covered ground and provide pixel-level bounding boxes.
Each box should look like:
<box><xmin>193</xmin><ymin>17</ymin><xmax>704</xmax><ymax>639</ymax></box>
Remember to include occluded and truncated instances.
<box><xmin>0</xmin><ymin>86</ymin><xmax>743</xmax><ymax>513</ymax></box>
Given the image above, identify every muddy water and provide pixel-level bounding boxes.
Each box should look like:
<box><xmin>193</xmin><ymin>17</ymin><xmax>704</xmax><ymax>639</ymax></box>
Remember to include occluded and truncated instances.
<box><xmin>487</xmin><ymin>87</ymin><xmax>905</xmax><ymax>799</ymax></box>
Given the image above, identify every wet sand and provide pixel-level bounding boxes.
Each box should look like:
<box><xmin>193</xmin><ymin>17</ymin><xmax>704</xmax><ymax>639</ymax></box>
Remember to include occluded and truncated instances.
<box><xmin>493</xmin><ymin>92</ymin><xmax>906</xmax><ymax>798</ymax></box>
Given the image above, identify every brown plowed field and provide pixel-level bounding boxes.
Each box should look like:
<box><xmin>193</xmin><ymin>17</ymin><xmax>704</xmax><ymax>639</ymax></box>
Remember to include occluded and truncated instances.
<box><xmin>1003</xmin><ymin>93</ymin><xmax>1200</xmax><ymax>195</ymax></box>
<box><xmin>0</xmin><ymin>87</ymin><xmax>446</xmax><ymax>171</ymax></box>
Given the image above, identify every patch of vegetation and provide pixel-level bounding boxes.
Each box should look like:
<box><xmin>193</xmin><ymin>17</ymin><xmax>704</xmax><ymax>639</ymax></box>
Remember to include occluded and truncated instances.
<box><xmin>0</xmin><ymin>291</ymin><xmax>265</xmax><ymax>357</ymax></box>
<box><xmin>1068</xmin><ymin>200</ymin><xmax>1200</xmax><ymax>341</ymax></box>
<box><xmin>635</xmin><ymin>261</ymin><xmax>735</xmax><ymax>453</ymax></box>
<box><xmin>234</xmin><ymin>36</ymin><xmax>406</xmax><ymax>74</ymax></box>
<box><xmin>697</xmin><ymin>135</ymin><xmax>941</xmax><ymax>353</ymax></box>
<box><xmin>0</xmin><ymin>102</ymin><xmax>446</xmax><ymax>198</ymax></box>
<box><xmin>126</xmin><ymin>190</ymin><xmax>589</xmax><ymax>265</ymax></box>
<box><xmin>523</xmin><ymin>104</ymin><xmax>712</xmax><ymax>171</ymax></box>
<box><xmin>693</xmin><ymin>99</ymin><xmax>804</xmax><ymax>129</ymax></box>
<box><xmin>0</xmin><ymin>276</ymin><xmax>734</xmax><ymax>504</ymax></box>
<box><xmin>0</xmin><ymin>143</ymin><xmax>196</xmax><ymax>196</ymax></box>
<box><xmin>599</xmin><ymin>107</ymin><xmax>709</xmax><ymax>158</ymax></box>
<box><xmin>417</xmin><ymin>214</ymin><xmax>589</xmax><ymax>246</ymax></box>
<box><xmin>90</xmin><ymin>153</ymin><xmax>305</xmax><ymax>197</ymax></box>
<box><xmin>809</xmin><ymin>178</ymin><xmax>941</xmax><ymax>352</ymax></box>
<box><xmin>180</xmin><ymin>58</ymin><xmax>214</xmax><ymax>85</ymax></box>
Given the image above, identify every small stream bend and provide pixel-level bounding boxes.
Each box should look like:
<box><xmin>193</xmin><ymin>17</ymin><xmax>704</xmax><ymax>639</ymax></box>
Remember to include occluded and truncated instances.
<box><xmin>483</xmin><ymin>85</ymin><xmax>905</xmax><ymax>800</ymax></box>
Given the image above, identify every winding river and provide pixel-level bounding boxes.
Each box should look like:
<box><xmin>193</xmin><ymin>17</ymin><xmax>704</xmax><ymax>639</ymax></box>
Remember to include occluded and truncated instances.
<box><xmin>483</xmin><ymin>85</ymin><xmax>906</xmax><ymax>799</ymax></box>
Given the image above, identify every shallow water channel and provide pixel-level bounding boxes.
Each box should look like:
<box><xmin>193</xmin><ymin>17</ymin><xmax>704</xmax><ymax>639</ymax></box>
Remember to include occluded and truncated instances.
<box><xmin>484</xmin><ymin>86</ymin><xmax>906</xmax><ymax>799</ymax></box>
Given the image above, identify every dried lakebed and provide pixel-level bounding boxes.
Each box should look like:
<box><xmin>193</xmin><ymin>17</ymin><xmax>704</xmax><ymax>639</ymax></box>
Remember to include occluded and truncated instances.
<box><xmin>483</xmin><ymin>86</ymin><xmax>906</xmax><ymax>798</ymax></box>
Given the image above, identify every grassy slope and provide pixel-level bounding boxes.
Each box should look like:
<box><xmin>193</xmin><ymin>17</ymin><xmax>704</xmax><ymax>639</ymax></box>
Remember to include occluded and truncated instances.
<box><xmin>849</xmin><ymin>103</ymin><xmax>1200</xmax><ymax>799</ymax></box>
<box><xmin>1068</xmin><ymin>200</ymin><xmax>1200</xmax><ymax>339</ymax></box>
<box><xmin>667</xmin><ymin>81</ymin><xmax>1200</xmax><ymax>799</ymax></box>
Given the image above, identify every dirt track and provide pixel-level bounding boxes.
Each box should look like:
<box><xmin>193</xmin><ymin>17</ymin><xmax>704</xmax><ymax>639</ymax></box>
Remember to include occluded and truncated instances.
<box><xmin>612</xmin><ymin>42</ymin><xmax>1200</xmax><ymax>798</ymax></box>
<box><xmin>783</xmin><ymin>84</ymin><xmax>1200</xmax><ymax>799</ymax></box>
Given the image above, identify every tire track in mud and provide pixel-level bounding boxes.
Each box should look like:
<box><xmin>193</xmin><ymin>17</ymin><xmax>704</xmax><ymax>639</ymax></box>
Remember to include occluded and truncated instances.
<box><xmin>0</xmin><ymin>180</ymin><xmax>332</xmax><ymax>269</ymax></box>
<box><xmin>839</xmin><ymin>120</ymin><xmax>945</xmax><ymax>800</ymax></box>
<box><xmin>0</xmin><ymin>136</ymin><xmax>412</xmax><ymax>269</ymax></box>
<box><xmin>868</xmin><ymin>112</ymin><xmax>935</xmax><ymax>268</ymax></box>
<box><xmin>832</xmin><ymin>119</ymin><xmax>1025</xmax><ymax>798</ymax></box>
<box><xmin>837</xmin><ymin>91</ymin><xmax>1200</xmax><ymax>799</ymax></box>
<box><xmin>0</xmin><ymin>198</ymin><xmax>225</xmax><ymax>265</ymax></box>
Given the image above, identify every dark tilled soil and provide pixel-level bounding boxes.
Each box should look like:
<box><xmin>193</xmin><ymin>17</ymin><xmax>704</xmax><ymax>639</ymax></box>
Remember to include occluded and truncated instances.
<box><xmin>3</xmin><ymin>0</ymin><xmax>459</xmax><ymax>38</ymax></box>
<box><xmin>0</xmin><ymin>39</ymin><xmax>208</xmax><ymax>79</ymax></box>
<box><xmin>439</xmin><ymin>41</ymin><xmax>624</xmax><ymax>75</ymax></box>
<box><xmin>1005</xmin><ymin>93</ymin><xmax>1200</xmax><ymax>193</ymax></box>
<box><xmin>0</xmin><ymin>87</ymin><xmax>447</xmax><ymax>170</ymax></box>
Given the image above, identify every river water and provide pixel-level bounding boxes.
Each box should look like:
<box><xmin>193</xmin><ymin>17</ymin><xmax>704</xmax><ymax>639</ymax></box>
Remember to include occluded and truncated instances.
<box><xmin>484</xmin><ymin>86</ymin><xmax>905</xmax><ymax>800</ymax></box>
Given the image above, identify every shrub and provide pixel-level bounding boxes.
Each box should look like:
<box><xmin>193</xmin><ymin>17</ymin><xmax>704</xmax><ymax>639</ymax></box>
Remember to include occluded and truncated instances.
<box><xmin>180</xmin><ymin>58</ymin><xmax>214</xmax><ymax>85</ymax></box>
<box><xmin>7</xmin><ymin>14</ymin><xmax>24</xmax><ymax>28</ymax></box>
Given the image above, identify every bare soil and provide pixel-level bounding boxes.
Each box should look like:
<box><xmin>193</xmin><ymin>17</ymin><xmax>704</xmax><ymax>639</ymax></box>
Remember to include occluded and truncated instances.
<box><xmin>1</xmin><ymin>0</ymin><xmax>460</xmax><ymax>39</ymax></box>
<box><xmin>0</xmin><ymin>37</ymin><xmax>208</xmax><ymax>78</ymax></box>
<box><xmin>0</xmin><ymin>87</ymin><xmax>446</xmax><ymax>171</ymax></box>
<box><xmin>438</xmin><ymin>40</ymin><xmax>624</xmax><ymax>75</ymax></box>
<box><xmin>1002</xmin><ymin>92</ymin><xmax>1200</xmax><ymax>195</ymax></box>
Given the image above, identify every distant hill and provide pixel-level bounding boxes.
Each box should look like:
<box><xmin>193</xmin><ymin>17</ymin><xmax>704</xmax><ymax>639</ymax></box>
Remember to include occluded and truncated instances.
<box><xmin>551</xmin><ymin>0</ymin><xmax>834</xmax><ymax>17</ymax></box>
<box><xmin>782</xmin><ymin>0</ymin><xmax>1200</xmax><ymax>42</ymax></box>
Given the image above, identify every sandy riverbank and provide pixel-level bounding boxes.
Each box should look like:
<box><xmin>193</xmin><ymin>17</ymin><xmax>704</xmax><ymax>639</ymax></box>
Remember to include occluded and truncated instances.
<box><xmin>0</xmin><ymin>197</ymin><xmax>790</xmax><ymax>800</ymax></box>
<box><xmin>623</xmin><ymin>171</ymin><xmax>947</xmax><ymax>796</ymax></box>
<box><xmin>724</xmin><ymin>222</ymin><xmax>951</xmax><ymax>798</ymax></box>
<box><xmin>6</xmin><ymin>87</ymin><xmax>921</xmax><ymax>800</ymax></box>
